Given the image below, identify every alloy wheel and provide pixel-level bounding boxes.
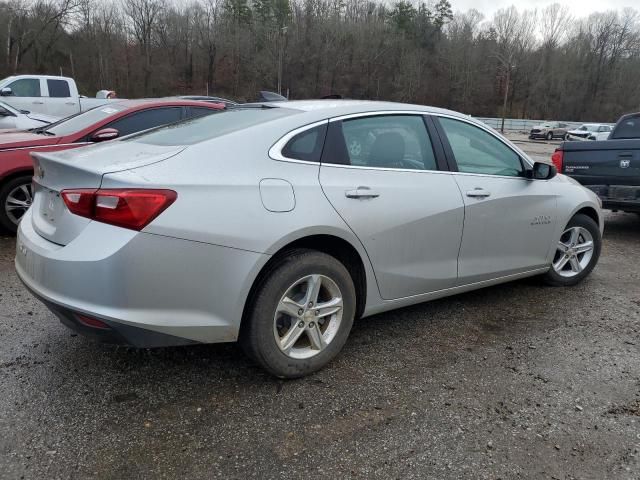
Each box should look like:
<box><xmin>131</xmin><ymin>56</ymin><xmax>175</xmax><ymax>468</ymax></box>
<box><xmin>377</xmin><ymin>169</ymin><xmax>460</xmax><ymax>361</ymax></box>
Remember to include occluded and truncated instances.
<box><xmin>552</xmin><ymin>226</ymin><xmax>594</xmax><ymax>278</ymax></box>
<box><xmin>5</xmin><ymin>182</ymin><xmax>32</xmax><ymax>226</ymax></box>
<box><xmin>273</xmin><ymin>274</ymin><xmax>344</xmax><ymax>359</ymax></box>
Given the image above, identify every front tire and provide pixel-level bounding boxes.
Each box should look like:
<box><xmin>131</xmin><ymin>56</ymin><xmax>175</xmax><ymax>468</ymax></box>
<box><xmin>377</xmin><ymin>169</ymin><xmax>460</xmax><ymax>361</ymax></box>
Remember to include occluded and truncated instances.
<box><xmin>543</xmin><ymin>214</ymin><xmax>601</xmax><ymax>287</ymax></box>
<box><xmin>240</xmin><ymin>249</ymin><xmax>356</xmax><ymax>378</ymax></box>
<box><xmin>546</xmin><ymin>131</ymin><xmax>553</xmax><ymax>141</ymax></box>
<box><xmin>0</xmin><ymin>175</ymin><xmax>33</xmax><ymax>233</ymax></box>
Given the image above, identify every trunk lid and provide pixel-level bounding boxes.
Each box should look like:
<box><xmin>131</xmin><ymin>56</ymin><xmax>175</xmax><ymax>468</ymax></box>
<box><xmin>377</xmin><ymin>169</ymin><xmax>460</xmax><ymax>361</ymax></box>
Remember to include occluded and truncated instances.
<box><xmin>30</xmin><ymin>141</ymin><xmax>185</xmax><ymax>245</ymax></box>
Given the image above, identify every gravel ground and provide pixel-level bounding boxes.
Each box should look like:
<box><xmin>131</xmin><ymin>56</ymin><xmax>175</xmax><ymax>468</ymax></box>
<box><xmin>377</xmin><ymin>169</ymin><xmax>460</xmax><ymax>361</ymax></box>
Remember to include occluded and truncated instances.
<box><xmin>0</xmin><ymin>143</ymin><xmax>639</xmax><ymax>478</ymax></box>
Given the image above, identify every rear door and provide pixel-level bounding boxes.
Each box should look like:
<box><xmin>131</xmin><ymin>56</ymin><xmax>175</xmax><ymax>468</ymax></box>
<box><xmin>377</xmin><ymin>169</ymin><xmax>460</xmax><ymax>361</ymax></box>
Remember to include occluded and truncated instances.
<box><xmin>318</xmin><ymin>113</ymin><xmax>464</xmax><ymax>300</ymax></box>
<box><xmin>44</xmin><ymin>79</ymin><xmax>77</xmax><ymax>118</ymax></box>
<box><xmin>434</xmin><ymin>115</ymin><xmax>557</xmax><ymax>285</ymax></box>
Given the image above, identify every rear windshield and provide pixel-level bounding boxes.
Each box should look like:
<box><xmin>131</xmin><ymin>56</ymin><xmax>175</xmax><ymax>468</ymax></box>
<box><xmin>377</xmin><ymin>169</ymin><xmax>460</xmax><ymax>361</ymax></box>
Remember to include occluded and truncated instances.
<box><xmin>45</xmin><ymin>104</ymin><xmax>128</xmax><ymax>136</ymax></box>
<box><xmin>127</xmin><ymin>107</ymin><xmax>297</xmax><ymax>146</ymax></box>
<box><xmin>611</xmin><ymin>115</ymin><xmax>640</xmax><ymax>139</ymax></box>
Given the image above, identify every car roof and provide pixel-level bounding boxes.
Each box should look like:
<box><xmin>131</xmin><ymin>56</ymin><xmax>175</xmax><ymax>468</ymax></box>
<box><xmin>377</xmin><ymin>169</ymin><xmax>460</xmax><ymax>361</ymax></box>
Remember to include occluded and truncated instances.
<box><xmin>107</xmin><ymin>98</ymin><xmax>225</xmax><ymax>110</ymax></box>
<box><xmin>262</xmin><ymin>99</ymin><xmax>472</xmax><ymax>122</ymax></box>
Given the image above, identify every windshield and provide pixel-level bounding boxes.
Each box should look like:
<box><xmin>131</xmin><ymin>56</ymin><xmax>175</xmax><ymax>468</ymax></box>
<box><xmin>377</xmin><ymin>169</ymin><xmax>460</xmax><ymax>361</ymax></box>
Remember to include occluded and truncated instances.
<box><xmin>0</xmin><ymin>100</ymin><xmax>18</xmax><ymax>115</ymax></box>
<box><xmin>44</xmin><ymin>104</ymin><xmax>129</xmax><ymax>136</ymax></box>
<box><xmin>578</xmin><ymin>125</ymin><xmax>599</xmax><ymax>132</ymax></box>
<box><xmin>128</xmin><ymin>107</ymin><xmax>298</xmax><ymax>146</ymax></box>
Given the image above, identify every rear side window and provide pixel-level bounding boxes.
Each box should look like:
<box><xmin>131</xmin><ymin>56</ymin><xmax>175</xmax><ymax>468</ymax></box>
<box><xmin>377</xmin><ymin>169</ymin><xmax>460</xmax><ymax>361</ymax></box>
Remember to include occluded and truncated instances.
<box><xmin>611</xmin><ymin>116</ymin><xmax>640</xmax><ymax>139</ymax></box>
<box><xmin>107</xmin><ymin>107</ymin><xmax>182</xmax><ymax>136</ymax></box>
<box><xmin>6</xmin><ymin>78</ymin><xmax>40</xmax><ymax>97</ymax></box>
<box><xmin>281</xmin><ymin>124</ymin><xmax>327</xmax><ymax>162</ymax></box>
<box><xmin>322</xmin><ymin>115</ymin><xmax>438</xmax><ymax>171</ymax></box>
<box><xmin>439</xmin><ymin>117</ymin><xmax>523</xmax><ymax>177</ymax></box>
<box><xmin>47</xmin><ymin>80</ymin><xmax>71</xmax><ymax>98</ymax></box>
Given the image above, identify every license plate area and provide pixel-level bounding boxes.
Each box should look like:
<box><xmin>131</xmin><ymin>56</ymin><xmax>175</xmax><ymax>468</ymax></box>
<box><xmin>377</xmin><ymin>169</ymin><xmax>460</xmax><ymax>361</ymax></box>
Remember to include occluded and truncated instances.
<box><xmin>35</xmin><ymin>184</ymin><xmax>65</xmax><ymax>227</ymax></box>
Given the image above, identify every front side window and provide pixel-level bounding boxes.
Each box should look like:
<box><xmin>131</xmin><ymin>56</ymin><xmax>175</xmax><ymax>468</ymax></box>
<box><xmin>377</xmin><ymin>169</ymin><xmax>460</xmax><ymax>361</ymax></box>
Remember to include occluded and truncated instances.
<box><xmin>106</xmin><ymin>107</ymin><xmax>182</xmax><ymax>136</ymax></box>
<box><xmin>439</xmin><ymin>117</ymin><xmax>523</xmax><ymax>177</ymax></box>
<box><xmin>7</xmin><ymin>78</ymin><xmax>41</xmax><ymax>97</ymax></box>
<box><xmin>281</xmin><ymin>124</ymin><xmax>327</xmax><ymax>162</ymax></box>
<box><xmin>47</xmin><ymin>79</ymin><xmax>71</xmax><ymax>98</ymax></box>
<box><xmin>323</xmin><ymin>115</ymin><xmax>437</xmax><ymax>171</ymax></box>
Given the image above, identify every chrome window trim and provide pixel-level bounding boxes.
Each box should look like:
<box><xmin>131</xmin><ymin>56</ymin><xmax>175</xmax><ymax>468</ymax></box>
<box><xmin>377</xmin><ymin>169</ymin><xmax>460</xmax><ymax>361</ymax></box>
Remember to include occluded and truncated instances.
<box><xmin>328</xmin><ymin>110</ymin><xmax>430</xmax><ymax>122</ymax></box>
<box><xmin>269</xmin><ymin>109</ymin><xmax>535</xmax><ymax>174</ymax></box>
<box><xmin>269</xmin><ymin>119</ymin><xmax>329</xmax><ymax>163</ymax></box>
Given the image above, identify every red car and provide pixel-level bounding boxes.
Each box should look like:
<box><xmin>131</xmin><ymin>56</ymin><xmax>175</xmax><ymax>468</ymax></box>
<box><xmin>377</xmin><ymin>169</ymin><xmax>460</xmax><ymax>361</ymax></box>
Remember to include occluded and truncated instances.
<box><xmin>0</xmin><ymin>99</ymin><xmax>223</xmax><ymax>232</ymax></box>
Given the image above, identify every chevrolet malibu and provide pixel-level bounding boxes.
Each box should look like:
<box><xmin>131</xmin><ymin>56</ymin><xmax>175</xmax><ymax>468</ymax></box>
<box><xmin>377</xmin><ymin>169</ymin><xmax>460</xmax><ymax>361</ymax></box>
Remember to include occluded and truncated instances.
<box><xmin>15</xmin><ymin>101</ymin><xmax>603</xmax><ymax>378</ymax></box>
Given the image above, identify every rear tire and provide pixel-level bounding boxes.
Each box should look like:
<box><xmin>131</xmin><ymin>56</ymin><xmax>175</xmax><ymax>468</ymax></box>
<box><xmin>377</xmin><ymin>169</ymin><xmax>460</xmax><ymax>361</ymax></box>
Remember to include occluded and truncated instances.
<box><xmin>240</xmin><ymin>249</ymin><xmax>356</xmax><ymax>378</ymax></box>
<box><xmin>0</xmin><ymin>175</ymin><xmax>33</xmax><ymax>234</ymax></box>
<box><xmin>543</xmin><ymin>214</ymin><xmax>601</xmax><ymax>287</ymax></box>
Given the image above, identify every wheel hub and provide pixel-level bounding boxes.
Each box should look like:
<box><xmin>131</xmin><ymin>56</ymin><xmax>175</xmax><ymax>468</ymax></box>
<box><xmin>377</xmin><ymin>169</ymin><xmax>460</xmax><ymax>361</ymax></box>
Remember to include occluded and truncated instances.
<box><xmin>273</xmin><ymin>274</ymin><xmax>344</xmax><ymax>360</ymax></box>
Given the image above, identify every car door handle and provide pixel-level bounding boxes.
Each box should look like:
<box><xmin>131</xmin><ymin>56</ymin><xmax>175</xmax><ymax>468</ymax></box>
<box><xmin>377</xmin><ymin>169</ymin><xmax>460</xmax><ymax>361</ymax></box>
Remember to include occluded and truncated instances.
<box><xmin>466</xmin><ymin>188</ymin><xmax>491</xmax><ymax>198</ymax></box>
<box><xmin>345</xmin><ymin>186</ymin><xmax>380</xmax><ymax>199</ymax></box>
<box><xmin>32</xmin><ymin>101</ymin><xmax>44</xmax><ymax>105</ymax></box>
<box><xmin>64</xmin><ymin>102</ymin><xmax>76</xmax><ymax>106</ymax></box>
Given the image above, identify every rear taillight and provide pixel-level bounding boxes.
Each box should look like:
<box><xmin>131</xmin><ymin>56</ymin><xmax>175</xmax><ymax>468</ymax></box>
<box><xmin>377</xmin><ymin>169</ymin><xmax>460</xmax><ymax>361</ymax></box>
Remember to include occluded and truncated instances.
<box><xmin>551</xmin><ymin>149</ymin><xmax>564</xmax><ymax>172</ymax></box>
<box><xmin>61</xmin><ymin>189</ymin><xmax>177</xmax><ymax>231</ymax></box>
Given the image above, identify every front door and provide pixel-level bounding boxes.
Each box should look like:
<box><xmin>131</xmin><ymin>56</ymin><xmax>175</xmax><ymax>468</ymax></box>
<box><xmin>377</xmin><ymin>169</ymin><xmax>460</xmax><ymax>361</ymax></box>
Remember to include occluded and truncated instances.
<box><xmin>2</xmin><ymin>77</ymin><xmax>45</xmax><ymax>115</ymax></box>
<box><xmin>319</xmin><ymin>114</ymin><xmax>465</xmax><ymax>300</ymax></box>
<box><xmin>435</xmin><ymin>116</ymin><xmax>557</xmax><ymax>285</ymax></box>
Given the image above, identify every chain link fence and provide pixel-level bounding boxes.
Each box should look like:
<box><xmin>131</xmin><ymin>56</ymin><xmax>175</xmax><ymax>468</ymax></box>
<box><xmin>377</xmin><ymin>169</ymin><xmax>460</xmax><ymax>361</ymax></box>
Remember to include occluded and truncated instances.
<box><xmin>474</xmin><ymin>117</ymin><xmax>614</xmax><ymax>132</ymax></box>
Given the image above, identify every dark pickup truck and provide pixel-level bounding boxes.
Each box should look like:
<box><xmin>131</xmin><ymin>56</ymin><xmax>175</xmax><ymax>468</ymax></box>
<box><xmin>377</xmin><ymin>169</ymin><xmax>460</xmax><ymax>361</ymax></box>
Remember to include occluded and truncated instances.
<box><xmin>551</xmin><ymin>112</ymin><xmax>640</xmax><ymax>213</ymax></box>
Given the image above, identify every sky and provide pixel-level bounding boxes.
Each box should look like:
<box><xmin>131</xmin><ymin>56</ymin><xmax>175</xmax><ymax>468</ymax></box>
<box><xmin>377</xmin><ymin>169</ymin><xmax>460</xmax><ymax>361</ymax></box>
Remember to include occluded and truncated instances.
<box><xmin>450</xmin><ymin>0</ymin><xmax>636</xmax><ymax>17</ymax></box>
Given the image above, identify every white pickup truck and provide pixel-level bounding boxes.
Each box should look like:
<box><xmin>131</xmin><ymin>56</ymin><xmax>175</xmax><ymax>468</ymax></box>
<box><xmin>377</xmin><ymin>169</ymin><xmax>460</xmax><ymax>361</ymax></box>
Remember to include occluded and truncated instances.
<box><xmin>0</xmin><ymin>75</ymin><xmax>114</xmax><ymax>119</ymax></box>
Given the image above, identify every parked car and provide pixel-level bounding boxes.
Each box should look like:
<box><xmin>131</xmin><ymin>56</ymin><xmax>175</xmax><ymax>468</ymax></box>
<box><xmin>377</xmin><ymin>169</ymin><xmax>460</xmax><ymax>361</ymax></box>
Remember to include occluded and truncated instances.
<box><xmin>0</xmin><ymin>99</ymin><xmax>223</xmax><ymax>232</ymax></box>
<box><xmin>178</xmin><ymin>91</ymin><xmax>286</xmax><ymax>106</ymax></box>
<box><xmin>529</xmin><ymin>121</ymin><xmax>569</xmax><ymax>140</ymax></box>
<box><xmin>551</xmin><ymin>111</ymin><xmax>640</xmax><ymax>213</ymax></box>
<box><xmin>179</xmin><ymin>95</ymin><xmax>237</xmax><ymax>108</ymax></box>
<box><xmin>15</xmin><ymin>100</ymin><xmax>603</xmax><ymax>378</ymax></box>
<box><xmin>566</xmin><ymin>124</ymin><xmax>613</xmax><ymax>141</ymax></box>
<box><xmin>0</xmin><ymin>100</ymin><xmax>59</xmax><ymax>131</ymax></box>
<box><xmin>0</xmin><ymin>75</ymin><xmax>115</xmax><ymax>118</ymax></box>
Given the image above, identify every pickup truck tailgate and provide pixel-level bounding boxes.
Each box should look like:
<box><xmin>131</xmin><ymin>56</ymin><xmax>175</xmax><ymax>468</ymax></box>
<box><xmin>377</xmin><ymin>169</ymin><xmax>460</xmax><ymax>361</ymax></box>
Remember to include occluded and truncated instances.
<box><xmin>563</xmin><ymin>140</ymin><xmax>639</xmax><ymax>184</ymax></box>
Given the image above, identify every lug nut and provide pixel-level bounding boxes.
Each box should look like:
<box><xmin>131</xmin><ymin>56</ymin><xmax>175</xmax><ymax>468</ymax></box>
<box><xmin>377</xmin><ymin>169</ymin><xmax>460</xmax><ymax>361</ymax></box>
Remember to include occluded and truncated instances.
<box><xmin>298</xmin><ymin>309</ymin><xmax>304</xmax><ymax>316</ymax></box>
<box><xmin>308</xmin><ymin>302</ymin><xmax>313</xmax><ymax>308</ymax></box>
<box><xmin>315</xmin><ymin>310</ymin><xmax>320</xmax><ymax>316</ymax></box>
<box><xmin>298</xmin><ymin>321</ymin><xmax>304</xmax><ymax>328</ymax></box>
<box><xmin>309</xmin><ymin>322</ymin><xmax>315</xmax><ymax>328</ymax></box>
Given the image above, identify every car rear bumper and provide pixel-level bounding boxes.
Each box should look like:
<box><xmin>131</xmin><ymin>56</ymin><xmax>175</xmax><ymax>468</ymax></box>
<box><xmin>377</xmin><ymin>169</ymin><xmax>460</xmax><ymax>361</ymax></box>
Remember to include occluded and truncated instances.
<box><xmin>584</xmin><ymin>185</ymin><xmax>640</xmax><ymax>212</ymax></box>
<box><xmin>15</xmin><ymin>210</ymin><xmax>268</xmax><ymax>347</ymax></box>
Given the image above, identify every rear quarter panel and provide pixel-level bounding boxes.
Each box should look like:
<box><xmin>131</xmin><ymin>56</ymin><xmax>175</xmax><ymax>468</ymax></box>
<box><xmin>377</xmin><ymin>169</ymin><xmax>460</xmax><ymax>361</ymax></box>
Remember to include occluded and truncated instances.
<box><xmin>100</xmin><ymin>121</ymin><xmax>383</xmax><ymax>311</ymax></box>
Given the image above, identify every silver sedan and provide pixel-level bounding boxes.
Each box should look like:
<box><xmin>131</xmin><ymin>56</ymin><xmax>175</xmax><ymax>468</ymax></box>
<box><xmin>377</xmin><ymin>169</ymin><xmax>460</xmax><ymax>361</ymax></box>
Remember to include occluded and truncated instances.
<box><xmin>15</xmin><ymin>101</ymin><xmax>603</xmax><ymax>377</ymax></box>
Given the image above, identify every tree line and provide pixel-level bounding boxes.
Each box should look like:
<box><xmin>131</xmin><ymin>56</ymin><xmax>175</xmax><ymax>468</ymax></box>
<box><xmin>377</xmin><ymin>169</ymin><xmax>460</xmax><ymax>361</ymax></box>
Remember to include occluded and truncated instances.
<box><xmin>1</xmin><ymin>0</ymin><xmax>639</xmax><ymax>122</ymax></box>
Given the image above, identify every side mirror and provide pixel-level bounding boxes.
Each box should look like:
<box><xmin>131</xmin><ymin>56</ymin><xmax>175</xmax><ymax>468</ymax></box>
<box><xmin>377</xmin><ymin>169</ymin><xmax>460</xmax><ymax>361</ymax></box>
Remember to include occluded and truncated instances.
<box><xmin>0</xmin><ymin>87</ymin><xmax>13</xmax><ymax>96</ymax></box>
<box><xmin>90</xmin><ymin>128</ymin><xmax>119</xmax><ymax>142</ymax></box>
<box><xmin>528</xmin><ymin>161</ymin><xmax>557</xmax><ymax>180</ymax></box>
